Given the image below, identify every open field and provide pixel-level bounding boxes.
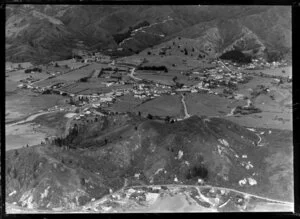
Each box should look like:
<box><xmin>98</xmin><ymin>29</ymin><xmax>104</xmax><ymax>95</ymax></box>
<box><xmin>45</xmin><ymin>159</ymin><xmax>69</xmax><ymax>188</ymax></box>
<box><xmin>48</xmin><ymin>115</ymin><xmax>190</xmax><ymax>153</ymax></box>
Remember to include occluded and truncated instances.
<box><xmin>56</xmin><ymin>63</ymin><xmax>106</xmax><ymax>81</ymax></box>
<box><xmin>185</xmin><ymin>93</ymin><xmax>247</xmax><ymax>117</ymax></box>
<box><xmin>135</xmin><ymin>94</ymin><xmax>184</xmax><ymax>118</ymax></box>
<box><xmin>136</xmin><ymin>70</ymin><xmax>198</xmax><ymax>87</ymax></box>
<box><xmin>6</xmin><ymin>111</ymin><xmax>69</xmax><ymax>150</ymax></box>
<box><xmin>6</xmin><ymin>70</ymin><xmax>49</xmax><ymax>91</ymax></box>
<box><xmin>124</xmin><ymin>54</ymin><xmax>216</xmax><ymax>71</ymax></box>
<box><xmin>244</xmin><ymin>66</ymin><xmax>292</xmax><ymax>77</ymax></box>
<box><xmin>59</xmin><ymin>81</ymin><xmax>132</xmax><ymax>95</ymax></box>
<box><xmin>226</xmin><ymin>112</ymin><xmax>292</xmax><ymax>130</ymax></box>
<box><xmin>110</xmin><ymin>94</ymin><xmax>143</xmax><ymax>113</ymax></box>
<box><xmin>6</xmin><ymin>90</ymin><xmax>68</xmax><ymax>122</ymax></box>
<box><xmin>6</xmin><ymin>123</ymin><xmax>47</xmax><ymax>151</ymax></box>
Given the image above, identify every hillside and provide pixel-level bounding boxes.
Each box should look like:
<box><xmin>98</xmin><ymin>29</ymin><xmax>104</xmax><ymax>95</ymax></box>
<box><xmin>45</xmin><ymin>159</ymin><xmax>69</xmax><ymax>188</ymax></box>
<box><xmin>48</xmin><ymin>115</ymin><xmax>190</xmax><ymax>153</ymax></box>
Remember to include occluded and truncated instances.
<box><xmin>6</xmin><ymin>114</ymin><xmax>293</xmax><ymax>210</ymax></box>
<box><xmin>5</xmin><ymin>5</ymin><xmax>291</xmax><ymax>64</ymax></box>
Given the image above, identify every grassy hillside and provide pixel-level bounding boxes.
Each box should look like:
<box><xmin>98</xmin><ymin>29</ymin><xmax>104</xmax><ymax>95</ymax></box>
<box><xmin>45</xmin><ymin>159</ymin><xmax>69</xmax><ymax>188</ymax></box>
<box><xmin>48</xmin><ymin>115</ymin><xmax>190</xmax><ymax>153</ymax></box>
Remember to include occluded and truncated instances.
<box><xmin>6</xmin><ymin>114</ymin><xmax>293</xmax><ymax>210</ymax></box>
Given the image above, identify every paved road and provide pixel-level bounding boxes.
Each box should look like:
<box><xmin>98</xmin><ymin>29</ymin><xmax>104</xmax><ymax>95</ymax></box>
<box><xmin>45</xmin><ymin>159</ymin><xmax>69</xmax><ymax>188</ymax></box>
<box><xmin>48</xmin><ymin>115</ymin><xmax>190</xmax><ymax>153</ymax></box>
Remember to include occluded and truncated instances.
<box><xmin>128</xmin><ymin>184</ymin><xmax>293</xmax><ymax>205</ymax></box>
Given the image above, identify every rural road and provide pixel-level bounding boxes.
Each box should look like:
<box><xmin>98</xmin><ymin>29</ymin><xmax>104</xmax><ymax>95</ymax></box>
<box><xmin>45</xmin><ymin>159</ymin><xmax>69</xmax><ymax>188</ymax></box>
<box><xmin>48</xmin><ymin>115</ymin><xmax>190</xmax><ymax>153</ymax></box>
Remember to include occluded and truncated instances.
<box><xmin>218</xmin><ymin>60</ymin><xmax>232</xmax><ymax>72</ymax></box>
<box><xmin>181</xmin><ymin>94</ymin><xmax>190</xmax><ymax>119</ymax></box>
<box><xmin>129</xmin><ymin>68</ymin><xmax>142</xmax><ymax>81</ymax></box>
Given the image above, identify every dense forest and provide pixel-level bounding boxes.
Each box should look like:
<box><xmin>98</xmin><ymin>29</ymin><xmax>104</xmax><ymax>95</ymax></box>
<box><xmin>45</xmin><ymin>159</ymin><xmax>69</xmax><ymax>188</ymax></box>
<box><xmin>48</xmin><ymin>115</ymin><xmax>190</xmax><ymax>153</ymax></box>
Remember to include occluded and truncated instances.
<box><xmin>219</xmin><ymin>50</ymin><xmax>252</xmax><ymax>64</ymax></box>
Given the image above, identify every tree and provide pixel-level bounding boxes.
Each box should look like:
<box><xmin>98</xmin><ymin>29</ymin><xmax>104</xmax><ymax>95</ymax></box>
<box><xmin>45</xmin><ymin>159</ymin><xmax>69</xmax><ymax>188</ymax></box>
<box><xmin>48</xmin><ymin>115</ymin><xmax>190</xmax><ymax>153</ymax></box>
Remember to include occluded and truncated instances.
<box><xmin>165</xmin><ymin>116</ymin><xmax>171</xmax><ymax>123</ymax></box>
<box><xmin>55</xmin><ymin>63</ymin><xmax>59</xmax><ymax>67</ymax></box>
<box><xmin>147</xmin><ymin>114</ymin><xmax>153</xmax><ymax>119</ymax></box>
<box><xmin>184</xmin><ymin>48</ymin><xmax>188</xmax><ymax>55</ymax></box>
<box><xmin>176</xmin><ymin>82</ymin><xmax>184</xmax><ymax>89</ymax></box>
<box><xmin>172</xmin><ymin>76</ymin><xmax>178</xmax><ymax>83</ymax></box>
<box><xmin>80</xmin><ymin>178</ymin><xmax>85</xmax><ymax>186</ymax></box>
<box><xmin>138</xmin><ymin>111</ymin><xmax>141</xmax><ymax>116</ymax></box>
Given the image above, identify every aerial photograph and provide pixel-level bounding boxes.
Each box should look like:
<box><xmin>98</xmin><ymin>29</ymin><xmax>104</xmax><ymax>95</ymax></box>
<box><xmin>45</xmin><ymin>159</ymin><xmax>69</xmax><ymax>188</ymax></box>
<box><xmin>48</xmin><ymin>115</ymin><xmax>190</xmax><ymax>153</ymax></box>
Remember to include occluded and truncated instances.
<box><xmin>5</xmin><ymin>5</ymin><xmax>293</xmax><ymax>213</ymax></box>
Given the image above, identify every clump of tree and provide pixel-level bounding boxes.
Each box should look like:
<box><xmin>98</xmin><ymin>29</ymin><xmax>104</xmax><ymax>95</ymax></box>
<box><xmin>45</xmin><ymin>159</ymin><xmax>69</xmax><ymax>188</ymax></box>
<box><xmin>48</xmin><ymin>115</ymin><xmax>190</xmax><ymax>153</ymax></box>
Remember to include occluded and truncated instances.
<box><xmin>175</xmin><ymin>82</ymin><xmax>184</xmax><ymax>89</ymax></box>
<box><xmin>137</xmin><ymin>66</ymin><xmax>168</xmax><ymax>72</ymax></box>
<box><xmin>234</xmin><ymin>105</ymin><xmax>262</xmax><ymax>115</ymax></box>
<box><xmin>198</xmin><ymin>54</ymin><xmax>205</xmax><ymax>59</ymax></box>
<box><xmin>186</xmin><ymin>165</ymin><xmax>208</xmax><ymax>180</ymax></box>
<box><xmin>165</xmin><ymin>116</ymin><xmax>171</xmax><ymax>123</ymax></box>
<box><xmin>184</xmin><ymin>48</ymin><xmax>188</xmax><ymax>55</ymax></box>
<box><xmin>78</xmin><ymin>76</ymin><xmax>90</xmax><ymax>82</ymax></box>
<box><xmin>147</xmin><ymin>114</ymin><xmax>153</xmax><ymax>119</ymax></box>
<box><xmin>25</xmin><ymin>67</ymin><xmax>42</xmax><ymax>73</ymax></box>
<box><xmin>220</xmin><ymin>50</ymin><xmax>252</xmax><ymax>64</ymax></box>
<box><xmin>265</xmin><ymin>49</ymin><xmax>285</xmax><ymax>62</ymax></box>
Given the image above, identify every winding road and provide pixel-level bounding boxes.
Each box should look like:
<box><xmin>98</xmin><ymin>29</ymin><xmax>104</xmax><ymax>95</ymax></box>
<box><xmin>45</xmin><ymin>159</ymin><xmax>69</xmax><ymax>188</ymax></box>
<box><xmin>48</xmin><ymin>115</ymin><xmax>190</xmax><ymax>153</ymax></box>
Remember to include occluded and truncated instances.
<box><xmin>181</xmin><ymin>94</ymin><xmax>191</xmax><ymax>119</ymax></box>
<box><xmin>129</xmin><ymin>67</ymin><xmax>142</xmax><ymax>81</ymax></box>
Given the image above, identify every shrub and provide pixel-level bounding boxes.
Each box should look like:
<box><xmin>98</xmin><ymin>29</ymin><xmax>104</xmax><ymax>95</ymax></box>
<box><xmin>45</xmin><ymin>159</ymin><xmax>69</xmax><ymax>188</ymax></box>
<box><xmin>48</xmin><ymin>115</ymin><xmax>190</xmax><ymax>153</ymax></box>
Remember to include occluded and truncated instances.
<box><xmin>186</xmin><ymin>165</ymin><xmax>208</xmax><ymax>180</ymax></box>
<box><xmin>147</xmin><ymin>114</ymin><xmax>153</xmax><ymax>119</ymax></box>
<box><xmin>137</xmin><ymin>66</ymin><xmax>168</xmax><ymax>72</ymax></box>
<box><xmin>184</xmin><ymin>48</ymin><xmax>189</xmax><ymax>55</ymax></box>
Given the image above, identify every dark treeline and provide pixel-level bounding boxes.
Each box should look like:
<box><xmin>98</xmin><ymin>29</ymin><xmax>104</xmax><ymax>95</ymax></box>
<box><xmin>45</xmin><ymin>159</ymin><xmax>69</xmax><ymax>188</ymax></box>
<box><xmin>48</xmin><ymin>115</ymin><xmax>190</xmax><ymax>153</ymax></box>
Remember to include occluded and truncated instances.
<box><xmin>24</xmin><ymin>67</ymin><xmax>42</xmax><ymax>73</ymax></box>
<box><xmin>219</xmin><ymin>50</ymin><xmax>252</xmax><ymax>64</ymax></box>
<box><xmin>137</xmin><ymin>66</ymin><xmax>168</xmax><ymax>72</ymax></box>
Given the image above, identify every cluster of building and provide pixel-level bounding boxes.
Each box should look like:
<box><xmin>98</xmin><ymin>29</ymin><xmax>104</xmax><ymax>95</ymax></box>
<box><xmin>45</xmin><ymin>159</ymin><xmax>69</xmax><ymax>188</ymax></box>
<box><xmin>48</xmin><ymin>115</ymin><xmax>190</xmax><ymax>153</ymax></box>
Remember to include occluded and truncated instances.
<box><xmin>132</xmin><ymin>83</ymin><xmax>172</xmax><ymax>99</ymax></box>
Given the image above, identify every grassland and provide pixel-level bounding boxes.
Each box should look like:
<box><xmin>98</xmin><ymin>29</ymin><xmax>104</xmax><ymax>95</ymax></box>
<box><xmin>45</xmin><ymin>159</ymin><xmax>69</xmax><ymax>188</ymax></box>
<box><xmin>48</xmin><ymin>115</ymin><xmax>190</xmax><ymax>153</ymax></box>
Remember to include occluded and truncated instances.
<box><xmin>243</xmin><ymin>66</ymin><xmax>292</xmax><ymax>77</ymax></box>
<box><xmin>135</xmin><ymin>94</ymin><xmax>184</xmax><ymax>118</ymax></box>
<box><xmin>6</xmin><ymin>89</ymin><xmax>68</xmax><ymax>123</ymax></box>
<box><xmin>185</xmin><ymin>93</ymin><xmax>247</xmax><ymax>117</ymax></box>
<box><xmin>110</xmin><ymin>94</ymin><xmax>143</xmax><ymax>113</ymax></box>
<box><xmin>56</xmin><ymin>63</ymin><xmax>106</xmax><ymax>81</ymax></box>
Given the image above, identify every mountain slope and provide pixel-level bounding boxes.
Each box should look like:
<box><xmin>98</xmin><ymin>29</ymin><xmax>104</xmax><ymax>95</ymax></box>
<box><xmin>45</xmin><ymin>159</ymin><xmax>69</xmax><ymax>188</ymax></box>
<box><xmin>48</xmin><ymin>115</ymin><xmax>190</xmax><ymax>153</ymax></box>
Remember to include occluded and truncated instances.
<box><xmin>6</xmin><ymin>114</ymin><xmax>293</xmax><ymax>210</ymax></box>
<box><xmin>5</xmin><ymin>5</ymin><xmax>291</xmax><ymax>64</ymax></box>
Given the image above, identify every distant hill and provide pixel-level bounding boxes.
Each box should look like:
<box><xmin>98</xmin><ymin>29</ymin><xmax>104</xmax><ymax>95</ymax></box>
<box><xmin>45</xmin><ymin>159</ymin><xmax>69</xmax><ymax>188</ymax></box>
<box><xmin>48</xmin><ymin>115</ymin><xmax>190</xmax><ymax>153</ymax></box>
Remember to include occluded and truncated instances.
<box><xmin>5</xmin><ymin>5</ymin><xmax>291</xmax><ymax>64</ymax></box>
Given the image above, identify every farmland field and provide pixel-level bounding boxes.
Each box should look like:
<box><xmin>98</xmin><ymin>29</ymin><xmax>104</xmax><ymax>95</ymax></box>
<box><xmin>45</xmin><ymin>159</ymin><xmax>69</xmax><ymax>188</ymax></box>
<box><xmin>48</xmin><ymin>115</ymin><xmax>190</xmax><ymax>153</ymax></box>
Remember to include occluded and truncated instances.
<box><xmin>185</xmin><ymin>93</ymin><xmax>247</xmax><ymax>117</ymax></box>
<box><xmin>135</xmin><ymin>94</ymin><xmax>184</xmax><ymax>118</ymax></box>
<box><xmin>59</xmin><ymin>81</ymin><xmax>132</xmax><ymax>95</ymax></box>
<box><xmin>243</xmin><ymin>66</ymin><xmax>292</xmax><ymax>77</ymax></box>
<box><xmin>110</xmin><ymin>94</ymin><xmax>143</xmax><ymax>113</ymax></box>
<box><xmin>6</xmin><ymin>89</ymin><xmax>68</xmax><ymax>122</ymax></box>
<box><xmin>56</xmin><ymin>63</ymin><xmax>107</xmax><ymax>81</ymax></box>
<box><xmin>226</xmin><ymin>111</ymin><xmax>292</xmax><ymax>130</ymax></box>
